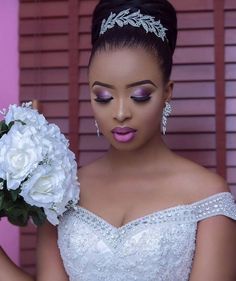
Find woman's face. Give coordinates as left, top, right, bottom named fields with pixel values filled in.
left=88, top=47, right=173, bottom=151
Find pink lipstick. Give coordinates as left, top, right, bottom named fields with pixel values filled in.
left=111, top=127, right=137, bottom=143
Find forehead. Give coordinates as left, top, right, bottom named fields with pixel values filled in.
left=88, top=47, right=163, bottom=86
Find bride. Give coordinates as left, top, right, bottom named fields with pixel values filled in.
left=1, top=0, right=236, bottom=280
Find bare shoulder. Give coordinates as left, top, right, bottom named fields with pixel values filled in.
left=184, top=156, right=236, bottom=280
left=169, top=153, right=230, bottom=204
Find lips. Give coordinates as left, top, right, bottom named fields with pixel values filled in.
left=111, top=127, right=137, bottom=134
left=111, top=127, right=137, bottom=143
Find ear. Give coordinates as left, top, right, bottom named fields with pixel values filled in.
left=164, top=80, right=174, bottom=102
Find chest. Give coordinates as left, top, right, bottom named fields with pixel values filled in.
left=79, top=176, right=182, bottom=228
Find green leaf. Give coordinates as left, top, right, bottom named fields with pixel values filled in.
left=10, top=188, right=21, bottom=202
left=0, top=209, right=6, bottom=219
left=6, top=207, right=27, bottom=226
left=0, top=120, right=8, bottom=137
left=0, top=178, right=5, bottom=189
left=0, top=191, right=4, bottom=210
left=7, top=121, right=15, bottom=129
left=0, top=120, right=5, bottom=129
left=14, top=120, right=26, bottom=126
left=30, top=207, right=46, bottom=226
left=0, top=185, right=47, bottom=227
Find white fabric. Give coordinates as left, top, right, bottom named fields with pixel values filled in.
left=57, top=192, right=236, bottom=281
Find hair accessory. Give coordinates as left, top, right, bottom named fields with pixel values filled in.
left=162, top=101, right=172, bottom=135
left=94, top=120, right=100, bottom=137
left=100, top=8, right=168, bottom=42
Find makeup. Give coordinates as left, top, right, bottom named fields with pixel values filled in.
left=93, top=89, right=113, bottom=103
left=111, top=127, right=137, bottom=143
left=130, top=87, right=152, bottom=102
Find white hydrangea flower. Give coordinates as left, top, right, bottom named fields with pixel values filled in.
left=4, top=103, right=47, bottom=129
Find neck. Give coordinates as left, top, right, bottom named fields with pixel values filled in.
left=106, top=134, right=173, bottom=174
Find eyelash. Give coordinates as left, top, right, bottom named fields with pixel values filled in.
left=131, top=96, right=151, bottom=102
left=94, top=97, right=113, bottom=103
left=94, top=96, right=151, bottom=104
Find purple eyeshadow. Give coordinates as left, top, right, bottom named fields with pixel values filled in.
left=132, top=88, right=151, bottom=97
left=96, top=91, right=112, bottom=99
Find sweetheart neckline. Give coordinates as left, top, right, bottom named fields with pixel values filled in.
left=77, top=204, right=183, bottom=230
left=76, top=191, right=231, bottom=230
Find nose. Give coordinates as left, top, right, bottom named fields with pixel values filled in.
left=113, top=98, right=132, bottom=122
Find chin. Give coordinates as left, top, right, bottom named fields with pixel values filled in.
left=105, top=131, right=156, bottom=152
left=111, top=144, right=137, bottom=152
left=109, top=139, right=147, bottom=152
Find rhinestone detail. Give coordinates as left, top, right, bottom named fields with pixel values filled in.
left=57, top=192, right=236, bottom=281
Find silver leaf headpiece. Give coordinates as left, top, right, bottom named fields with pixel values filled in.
left=100, top=9, right=168, bottom=42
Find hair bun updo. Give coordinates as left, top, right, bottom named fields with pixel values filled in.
left=91, top=0, right=177, bottom=56
left=89, top=0, right=178, bottom=83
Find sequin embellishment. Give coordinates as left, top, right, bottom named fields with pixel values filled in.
left=58, top=192, right=236, bottom=281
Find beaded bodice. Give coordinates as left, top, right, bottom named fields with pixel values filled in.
left=57, top=192, right=236, bottom=281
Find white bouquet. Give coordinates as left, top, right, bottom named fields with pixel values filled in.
left=0, top=102, right=80, bottom=226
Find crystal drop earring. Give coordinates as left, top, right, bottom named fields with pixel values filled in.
left=162, top=101, right=172, bottom=135
left=94, top=120, right=100, bottom=137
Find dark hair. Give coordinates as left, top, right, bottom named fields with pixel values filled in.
left=89, top=0, right=177, bottom=83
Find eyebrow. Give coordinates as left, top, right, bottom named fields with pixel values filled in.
left=92, top=81, right=115, bottom=89
left=127, top=80, right=157, bottom=88
left=92, top=80, right=157, bottom=89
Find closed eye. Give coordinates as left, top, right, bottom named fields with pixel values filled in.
left=94, top=97, right=113, bottom=103
left=131, top=96, right=151, bottom=102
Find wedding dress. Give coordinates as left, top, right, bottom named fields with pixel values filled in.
left=57, top=192, right=236, bottom=281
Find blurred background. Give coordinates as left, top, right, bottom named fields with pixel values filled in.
left=0, top=0, right=235, bottom=276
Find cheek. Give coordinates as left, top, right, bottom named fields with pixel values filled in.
left=92, top=103, right=110, bottom=117
left=134, top=101, right=163, bottom=125
left=91, top=102, right=112, bottom=129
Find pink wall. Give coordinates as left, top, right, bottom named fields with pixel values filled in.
left=0, top=0, right=20, bottom=265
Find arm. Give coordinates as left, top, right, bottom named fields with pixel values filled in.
left=0, top=246, right=34, bottom=281
left=36, top=222, right=69, bottom=281
left=189, top=215, right=236, bottom=281
left=0, top=221, right=69, bottom=281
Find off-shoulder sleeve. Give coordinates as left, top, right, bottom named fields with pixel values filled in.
left=191, top=192, right=236, bottom=222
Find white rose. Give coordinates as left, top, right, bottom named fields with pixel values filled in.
left=20, top=162, right=78, bottom=226
left=49, top=148, right=79, bottom=199
left=62, top=150, right=80, bottom=202
left=1, top=102, right=80, bottom=226
left=0, top=122, right=44, bottom=190
left=20, top=164, right=67, bottom=209
left=40, top=123, right=69, bottom=146
left=44, top=207, right=60, bottom=225
left=46, top=181, right=79, bottom=225
left=5, top=103, right=47, bottom=129
left=37, top=123, right=70, bottom=164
